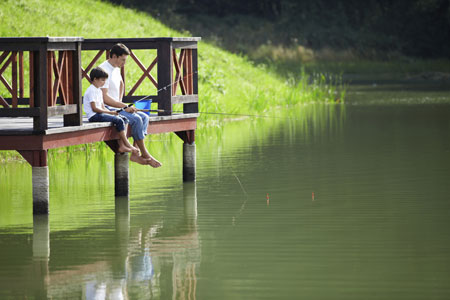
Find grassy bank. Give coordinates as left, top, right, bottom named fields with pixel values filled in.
left=1, top=0, right=343, bottom=116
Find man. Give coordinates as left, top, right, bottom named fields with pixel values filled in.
left=99, top=43, right=161, bottom=168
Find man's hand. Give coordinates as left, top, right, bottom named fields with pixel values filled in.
left=124, top=106, right=137, bottom=113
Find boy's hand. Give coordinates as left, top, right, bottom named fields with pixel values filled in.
left=111, top=111, right=118, bottom=116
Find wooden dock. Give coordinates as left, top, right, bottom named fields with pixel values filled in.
left=0, top=37, right=200, bottom=214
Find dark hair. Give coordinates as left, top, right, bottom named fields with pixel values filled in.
left=109, top=43, right=130, bottom=58
left=89, top=67, right=108, bottom=81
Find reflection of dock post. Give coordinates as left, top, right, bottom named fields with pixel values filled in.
left=115, top=196, right=130, bottom=240
left=114, top=196, right=130, bottom=278
left=32, top=215, right=50, bottom=299
left=183, top=181, right=197, bottom=229
left=33, top=215, right=50, bottom=259
left=115, top=153, right=129, bottom=197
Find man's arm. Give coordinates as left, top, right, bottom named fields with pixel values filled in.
left=101, top=88, right=126, bottom=108
left=102, top=87, right=137, bottom=113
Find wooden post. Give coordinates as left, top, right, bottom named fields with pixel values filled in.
left=183, top=142, right=196, bottom=182
left=32, top=166, right=49, bottom=214
left=114, top=152, right=129, bottom=196
left=33, top=45, right=48, bottom=132
left=176, top=130, right=196, bottom=181
left=18, top=150, right=49, bottom=214
left=157, top=40, right=173, bottom=116
left=64, top=42, right=82, bottom=126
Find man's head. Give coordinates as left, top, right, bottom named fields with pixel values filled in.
left=109, top=43, right=130, bottom=68
left=90, top=67, right=108, bottom=88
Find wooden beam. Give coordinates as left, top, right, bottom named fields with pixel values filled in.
left=0, top=95, right=10, bottom=108
left=0, top=107, right=40, bottom=117
left=81, top=49, right=104, bottom=84
left=148, top=118, right=196, bottom=134
left=0, top=135, right=44, bottom=150
left=42, top=127, right=119, bottom=149
left=172, top=95, right=198, bottom=105
left=47, top=104, right=77, bottom=117
left=127, top=52, right=158, bottom=95
left=17, top=150, right=47, bottom=167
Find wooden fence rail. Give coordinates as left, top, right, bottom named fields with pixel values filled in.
left=0, top=37, right=199, bottom=132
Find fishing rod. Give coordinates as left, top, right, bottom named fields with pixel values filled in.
left=123, top=71, right=278, bottom=119
left=136, top=108, right=279, bottom=119
left=117, top=72, right=197, bottom=112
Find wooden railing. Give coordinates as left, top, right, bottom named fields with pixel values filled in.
left=0, top=37, right=83, bottom=132
left=0, top=37, right=199, bottom=132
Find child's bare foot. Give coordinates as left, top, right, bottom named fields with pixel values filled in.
left=130, top=153, right=148, bottom=165
left=118, top=145, right=133, bottom=153
left=129, top=146, right=140, bottom=155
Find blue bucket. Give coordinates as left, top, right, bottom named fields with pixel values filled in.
left=134, top=99, right=152, bottom=115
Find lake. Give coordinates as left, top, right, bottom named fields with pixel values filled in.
left=1, top=80, right=450, bottom=299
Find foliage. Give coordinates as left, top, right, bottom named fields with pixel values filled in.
left=108, top=0, right=450, bottom=59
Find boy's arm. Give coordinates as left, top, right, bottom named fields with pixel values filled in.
left=90, top=102, right=117, bottom=115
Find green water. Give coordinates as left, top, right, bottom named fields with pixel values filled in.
left=1, top=81, right=450, bottom=299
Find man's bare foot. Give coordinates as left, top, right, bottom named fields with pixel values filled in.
left=117, top=145, right=133, bottom=153
left=130, top=153, right=148, bottom=165
left=144, top=156, right=162, bottom=168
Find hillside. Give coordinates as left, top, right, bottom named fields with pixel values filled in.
left=0, top=0, right=341, bottom=126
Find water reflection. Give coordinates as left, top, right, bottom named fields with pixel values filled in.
left=84, top=182, right=199, bottom=299
left=1, top=183, right=200, bottom=299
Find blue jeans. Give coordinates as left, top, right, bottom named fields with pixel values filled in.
left=88, top=113, right=128, bottom=132
left=119, top=110, right=149, bottom=141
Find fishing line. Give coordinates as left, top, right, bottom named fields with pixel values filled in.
left=132, top=71, right=199, bottom=104
left=230, top=167, right=249, bottom=226
left=231, top=168, right=248, bottom=197
left=128, top=71, right=278, bottom=119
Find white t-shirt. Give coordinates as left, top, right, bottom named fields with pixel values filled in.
left=99, top=60, right=122, bottom=101
left=83, top=84, right=104, bottom=119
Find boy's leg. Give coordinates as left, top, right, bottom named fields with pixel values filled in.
left=89, top=114, right=133, bottom=154
left=108, top=115, right=139, bottom=154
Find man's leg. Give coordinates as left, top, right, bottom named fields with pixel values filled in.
left=134, top=139, right=161, bottom=168
left=120, top=111, right=161, bottom=167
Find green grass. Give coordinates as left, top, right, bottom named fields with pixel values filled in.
left=0, top=0, right=344, bottom=161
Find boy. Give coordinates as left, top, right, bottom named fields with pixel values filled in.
left=84, top=67, right=139, bottom=154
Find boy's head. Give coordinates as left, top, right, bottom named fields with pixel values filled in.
left=90, top=67, right=108, bottom=87
left=109, top=43, right=130, bottom=68
left=90, top=67, right=108, bottom=81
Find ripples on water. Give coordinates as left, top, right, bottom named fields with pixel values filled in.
left=1, top=82, right=450, bottom=299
